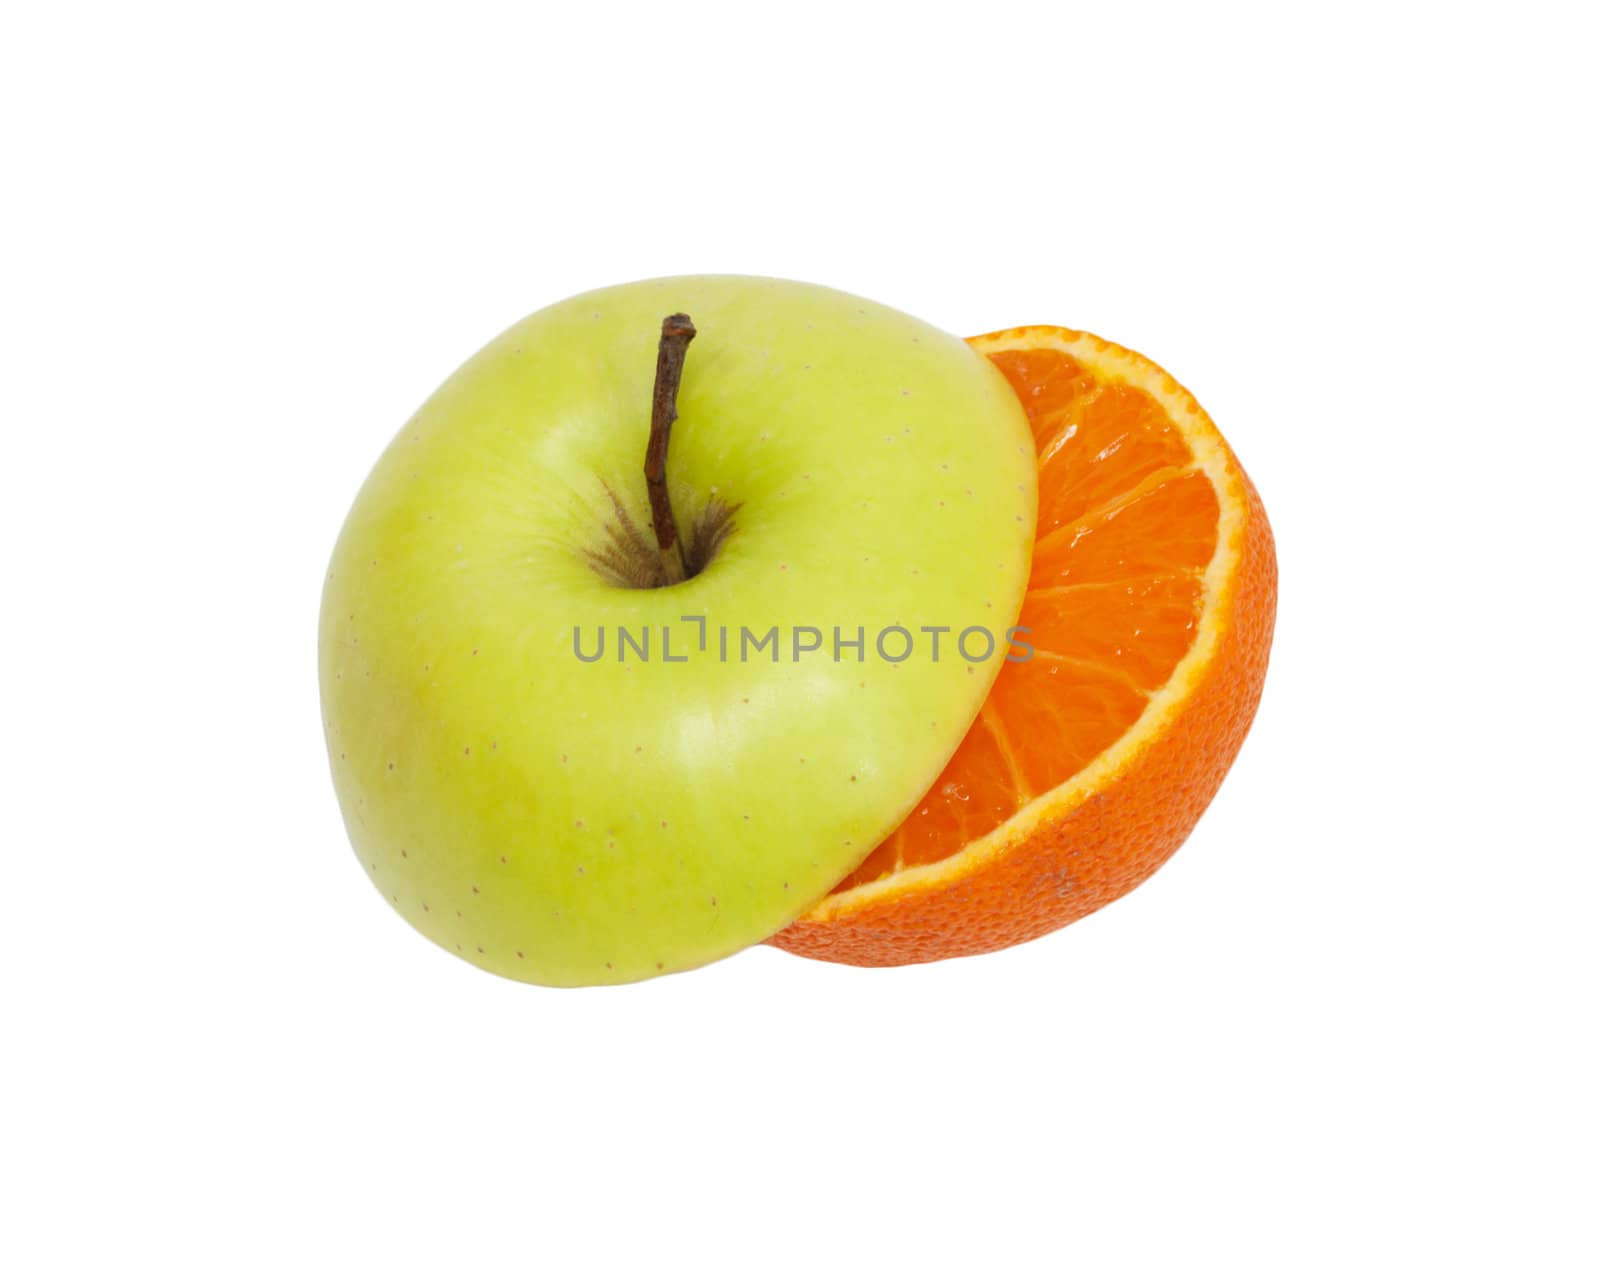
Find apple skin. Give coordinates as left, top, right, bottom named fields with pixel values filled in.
left=319, top=276, right=1036, bottom=985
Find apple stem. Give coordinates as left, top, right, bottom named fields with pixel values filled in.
left=644, top=313, right=696, bottom=585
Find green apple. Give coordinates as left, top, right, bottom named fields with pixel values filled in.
left=319, top=276, right=1036, bottom=985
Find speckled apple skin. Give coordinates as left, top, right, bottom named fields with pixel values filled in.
left=319, top=276, right=1036, bottom=985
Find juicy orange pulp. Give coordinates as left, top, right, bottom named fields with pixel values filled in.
left=835, top=345, right=1221, bottom=891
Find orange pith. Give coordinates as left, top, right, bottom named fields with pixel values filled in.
left=770, top=326, right=1277, bottom=966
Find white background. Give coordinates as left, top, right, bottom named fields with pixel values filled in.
left=3, top=3, right=1595, bottom=1274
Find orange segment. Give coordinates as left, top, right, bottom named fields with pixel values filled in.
left=772, top=326, right=1276, bottom=965
left=843, top=708, right=1031, bottom=889
left=1032, top=468, right=1220, bottom=585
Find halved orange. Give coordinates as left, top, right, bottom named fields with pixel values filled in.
left=771, top=326, right=1277, bottom=965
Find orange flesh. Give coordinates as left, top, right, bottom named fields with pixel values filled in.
left=834, top=348, right=1220, bottom=891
